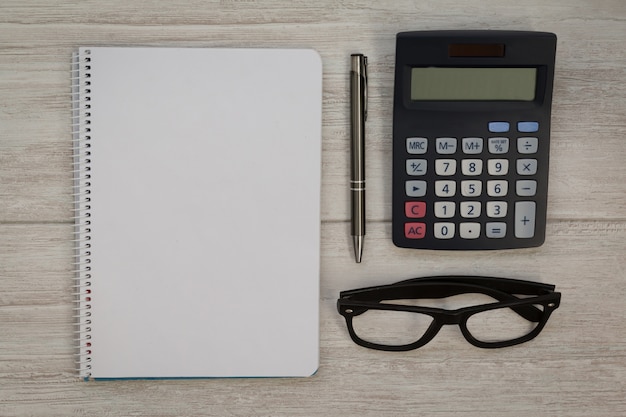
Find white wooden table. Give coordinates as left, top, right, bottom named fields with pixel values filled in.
left=1, top=1, right=625, bottom=415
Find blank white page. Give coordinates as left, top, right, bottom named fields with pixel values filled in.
left=79, top=47, right=322, bottom=378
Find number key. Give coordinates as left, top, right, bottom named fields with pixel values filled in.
left=486, top=201, right=508, bottom=218
left=435, top=159, right=457, bottom=176
left=461, top=159, right=483, bottom=176
left=434, top=201, right=455, bottom=218
left=487, top=180, right=508, bottom=197
left=488, top=159, right=509, bottom=175
left=434, top=223, right=455, bottom=239
left=435, top=180, right=456, bottom=197
left=461, top=180, right=482, bottom=197
left=460, top=202, right=481, bottom=218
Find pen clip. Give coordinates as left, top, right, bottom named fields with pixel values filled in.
left=362, top=56, right=368, bottom=121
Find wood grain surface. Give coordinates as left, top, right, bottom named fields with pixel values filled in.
left=1, top=0, right=625, bottom=416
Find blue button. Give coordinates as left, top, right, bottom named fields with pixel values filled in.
left=489, top=122, right=510, bottom=133
left=518, top=121, right=539, bottom=132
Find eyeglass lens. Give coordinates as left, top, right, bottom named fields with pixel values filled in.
left=351, top=309, right=434, bottom=347
left=465, top=303, right=543, bottom=344
left=349, top=301, right=544, bottom=348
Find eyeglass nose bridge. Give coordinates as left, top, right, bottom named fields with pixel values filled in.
left=437, top=310, right=465, bottom=326
left=414, top=311, right=465, bottom=348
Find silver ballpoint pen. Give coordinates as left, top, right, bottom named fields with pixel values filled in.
left=350, top=54, right=367, bottom=263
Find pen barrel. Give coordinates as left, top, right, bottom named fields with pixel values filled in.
left=350, top=54, right=366, bottom=237
left=351, top=185, right=365, bottom=236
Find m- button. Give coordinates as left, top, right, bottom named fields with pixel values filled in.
left=436, top=137, right=457, bottom=154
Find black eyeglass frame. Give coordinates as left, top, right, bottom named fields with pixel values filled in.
left=337, top=276, right=561, bottom=351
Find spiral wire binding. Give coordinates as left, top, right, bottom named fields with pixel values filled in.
left=71, top=49, right=93, bottom=379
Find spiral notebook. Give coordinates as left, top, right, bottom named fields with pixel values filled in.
left=71, top=47, right=322, bottom=379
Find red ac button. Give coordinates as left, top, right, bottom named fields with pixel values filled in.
left=405, top=222, right=426, bottom=239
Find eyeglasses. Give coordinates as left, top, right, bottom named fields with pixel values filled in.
left=337, top=276, right=561, bottom=351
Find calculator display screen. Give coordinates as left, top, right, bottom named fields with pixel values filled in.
left=410, top=67, right=537, bottom=101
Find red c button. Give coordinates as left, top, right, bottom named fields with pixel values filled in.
left=405, top=201, right=426, bottom=218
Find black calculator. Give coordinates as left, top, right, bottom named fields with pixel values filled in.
left=392, top=31, right=557, bottom=250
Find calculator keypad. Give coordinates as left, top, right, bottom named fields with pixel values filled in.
left=400, top=121, right=542, bottom=247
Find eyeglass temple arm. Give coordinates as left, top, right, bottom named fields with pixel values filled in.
left=340, top=276, right=555, bottom=299
left=340, top=281, right=550, bottom=322
left=392, top=276, right=556, bottom=294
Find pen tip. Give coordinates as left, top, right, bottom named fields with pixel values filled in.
left=353, top=235, right=364, bottom=263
